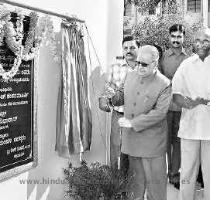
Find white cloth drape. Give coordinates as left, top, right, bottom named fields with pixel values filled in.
left=55, top=21, right=92, bottom=157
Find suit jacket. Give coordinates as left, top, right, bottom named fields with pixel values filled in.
left=112, top=70, right=171, bottom=157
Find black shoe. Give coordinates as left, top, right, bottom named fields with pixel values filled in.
left=173, top=182, right=180, bottom=190
left=169, top=173, right=180, bottom=190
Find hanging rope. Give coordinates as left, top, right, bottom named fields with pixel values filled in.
left=85, top=25, right=102, bottom=68
left=84, top=24, right=109, bottom=155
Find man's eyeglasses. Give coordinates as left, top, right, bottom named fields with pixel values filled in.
left=136, top=61, right=151, bottom=68
left=195, top=39, right=210, bottom=46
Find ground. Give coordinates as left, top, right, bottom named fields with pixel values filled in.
left=167, top=183, right=204, bottom=200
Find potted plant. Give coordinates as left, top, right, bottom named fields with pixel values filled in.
left=63, top=161, right=128, bottom=200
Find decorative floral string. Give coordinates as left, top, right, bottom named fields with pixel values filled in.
left=5, top=12, right=24, bottom=56
left=0, top=6, right=60, bottom=81
left=22, top=12, right=39, bottom=61
left=0, top=8, right=41, bottom=81
left=0, top=51, right=22, bottom=81
left=5, top=11, right=39, bottom=61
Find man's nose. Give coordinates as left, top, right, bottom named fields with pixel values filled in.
left=196, top=42, right=202, bottom=48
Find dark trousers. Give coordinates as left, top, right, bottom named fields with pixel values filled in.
left=127, top=155, right=167, bottom=200
left=167, top=111, right=181, bottom=176
left=110, top=110, right=129, bottom=174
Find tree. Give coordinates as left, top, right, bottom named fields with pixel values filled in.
left=125, top=0, right=162, bottom=13
left=131, top=1, right=203, bottom=53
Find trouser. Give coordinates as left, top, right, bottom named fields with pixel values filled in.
left=167, top=111, right=181, bottom=175
left=110, top=110, right=129, bottom=174
left=180, top=139, right=210, bottom=200
left=127, top=155, right=167, bottom=200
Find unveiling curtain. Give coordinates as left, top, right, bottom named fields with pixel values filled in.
left=55, top=21, right=92, bottom=157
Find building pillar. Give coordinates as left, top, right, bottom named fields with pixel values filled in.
left=202, top=0, right=208, bottom=27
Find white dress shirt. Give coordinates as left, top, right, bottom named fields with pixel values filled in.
left=172, top=54, right=210, bottom=140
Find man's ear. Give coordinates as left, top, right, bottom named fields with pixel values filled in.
left=154, top=60, right=158, bottom=67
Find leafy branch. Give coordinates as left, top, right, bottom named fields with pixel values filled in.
left=132, top=1, right=203, bottom=53
left=64, top=161, right=129, bottom=200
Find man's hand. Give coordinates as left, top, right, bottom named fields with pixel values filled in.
left=184, top=97, right=209, bottom=109
left=105, top=85, right=116, bottom=98
left=184, top=97, right=198, bottom=109
left=118, top=117, right=132, bottom=128
left=196, top=97, right=210, bottom=105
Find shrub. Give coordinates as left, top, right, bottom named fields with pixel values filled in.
left=64, top=161, right=128, bottom=200
left=132, top=1, right=203, bottom=53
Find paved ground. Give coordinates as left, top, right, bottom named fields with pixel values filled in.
left=167, top=183, right=204, bottom=200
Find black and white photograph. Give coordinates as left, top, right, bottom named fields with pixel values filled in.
left=0, top=0, right=209, bottom=200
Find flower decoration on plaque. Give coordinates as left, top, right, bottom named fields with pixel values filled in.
left=0, top=6, right=47, bottom=81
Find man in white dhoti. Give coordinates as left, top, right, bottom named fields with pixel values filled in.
left=172, top=28, right=210, bottom=200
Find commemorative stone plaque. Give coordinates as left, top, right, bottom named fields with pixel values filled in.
left=0, top=12, right=38, bottom=181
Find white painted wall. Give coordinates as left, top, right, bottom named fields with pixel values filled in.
left=209, top=12, right=210, bottom=27
left=0, top=0, right=124, bottom=200
left=107, top=0, right=124, bottom=65
left=202, top=0, right=209, bottom=27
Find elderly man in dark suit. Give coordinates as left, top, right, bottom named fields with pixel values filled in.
left=111, top=45, right=172, bottom=200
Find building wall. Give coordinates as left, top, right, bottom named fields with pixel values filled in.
left=184, top=0, right=209, bottom=27
left=208, top=0, right=210, bottom=27
left=209, top=12, right=210, bottom=27
left=0, top=0, right=124, bottom=200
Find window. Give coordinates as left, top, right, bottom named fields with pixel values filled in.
left=149, top=7, right=156, bottom=15
left=187, top=0, right=201, bottom=13
left=124, top=3, right=132, bottom=16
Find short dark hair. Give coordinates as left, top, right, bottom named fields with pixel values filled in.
left=122, top=35, right=140, bottom=47
left=169, top=24, right=185, bottom=35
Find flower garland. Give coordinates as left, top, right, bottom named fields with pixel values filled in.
left=0, top=7, right=10, bottom=44
left=0, top=9, right=41, bottom=81
left=22, top=12, right=39, bottom=61
left=5, top=11, right=39, bottom=61
left=0, top=7, right=58, bottom=81
left=0, top=52, right=22, bottom=81
left=5, top=12, right=24, bottom=56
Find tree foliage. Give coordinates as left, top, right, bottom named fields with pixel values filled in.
left=131, top=1, right=203, bottom=53
left=125, top=0, right=162, bottom=13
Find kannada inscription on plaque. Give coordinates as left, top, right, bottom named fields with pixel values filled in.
left=0, top=13, right=37, bottom=181
left=0, top=54, right=34, bottom=173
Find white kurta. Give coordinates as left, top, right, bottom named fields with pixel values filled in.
left=172, top=54, right=210, bottom=140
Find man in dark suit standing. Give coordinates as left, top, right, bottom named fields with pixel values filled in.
left=112, top=45, right=171, bottom=200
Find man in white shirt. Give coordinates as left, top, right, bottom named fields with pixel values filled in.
left=160, top=24, right=188, bottom=189
left=172, top=28, right=210, bottom=200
